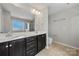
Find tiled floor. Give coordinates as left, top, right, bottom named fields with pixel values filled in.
left=36, top=43, right=79, bottom=56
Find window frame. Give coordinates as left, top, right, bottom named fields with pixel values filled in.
left=11, top=17, right=30, bottom=32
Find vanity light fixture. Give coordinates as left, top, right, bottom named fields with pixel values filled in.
left=31, top=9, right=36, bottom=14
left=36, top=10, right=41, bottom=15
left=32, top=8, right=41, bottom=15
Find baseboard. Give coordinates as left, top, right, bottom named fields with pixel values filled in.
left=54, top=41, right=79, bottom=50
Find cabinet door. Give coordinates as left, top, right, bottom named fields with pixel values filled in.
left=37, top=35, right=42, bottom=52
left=41, top=34, right=46, bottom=49
left=37, top=34, right=46, bottom=52
left=9, top=39, right=25, bottom=56
left=0, top=42, right=9, bottom=56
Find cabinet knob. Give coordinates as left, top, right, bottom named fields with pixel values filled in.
left=5, top=45, right=8, bottom=48
left=9, top=44, right=12, bottom=47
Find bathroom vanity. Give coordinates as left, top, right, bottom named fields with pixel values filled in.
left=0, top=4, right=48, bottom=56
left=0, top=32, right=46, bottom=56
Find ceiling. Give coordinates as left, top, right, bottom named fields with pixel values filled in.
left=44, top=3, right=79, bottom=15
left=2, top=3, right=79, bottom=16
left=28, top=3, right=79, bottom=16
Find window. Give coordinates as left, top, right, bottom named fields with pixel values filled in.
left=12, top=18, right=29, bottom=31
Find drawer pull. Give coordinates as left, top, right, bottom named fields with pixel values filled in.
left=9, top=44, right=12, bottom=47
left=5, top=45, right=8, bottom=48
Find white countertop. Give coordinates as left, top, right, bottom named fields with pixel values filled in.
left=0, top=31, right=46, bottom=43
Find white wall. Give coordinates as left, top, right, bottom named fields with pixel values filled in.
left=0, top=6, right=2, bottom=33
left=0, top=7, right=11, bottom=33
left=2, top=9, right=11, bottom=33
left=35, top=7, right=48, bottom=48
left=49, top=7, right=79, bottom=48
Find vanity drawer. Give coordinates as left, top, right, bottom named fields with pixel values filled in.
left=26, top=44, right=36, bottom=51
left=26, top=48, right=37, bottom=56
left=26, top=40, right=37, bottom=51
left=26, top=36, right=36, bottom=43
left=27, top=40, right=36, bottom=46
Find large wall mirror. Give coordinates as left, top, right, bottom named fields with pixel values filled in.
left=0, top=4, right=35, bottom=33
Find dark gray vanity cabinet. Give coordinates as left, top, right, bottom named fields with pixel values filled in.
left=0, top=34, right=46, bottom=56
left=9, top=38, right=25, bottom=56
left=37, top=34, right=46, bottom=52
left=0, top=42, right=9, bottom=56
left=25, top=36, right=37, bottom=56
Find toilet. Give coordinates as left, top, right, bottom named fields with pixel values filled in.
left=48, top=37, right=53, bottom=46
